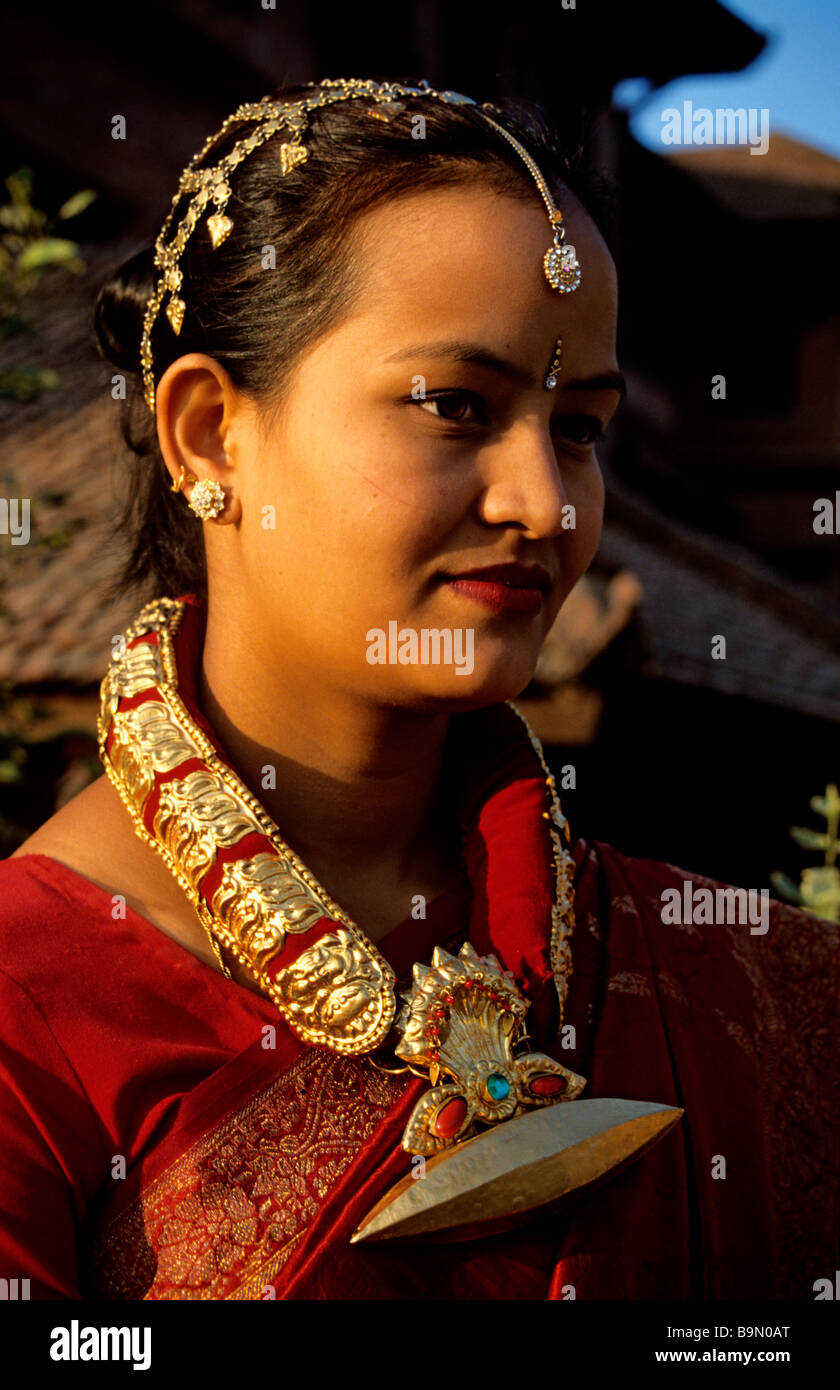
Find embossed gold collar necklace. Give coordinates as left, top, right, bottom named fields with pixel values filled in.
left=98, top=596, right=686, bottom=1239
left=97, top=595, right=577, bottom=1062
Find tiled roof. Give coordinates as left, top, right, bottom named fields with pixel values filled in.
left=0, top=241, right=146, bottom=684
left=1, top=397, right=138, bottom=683
left=599, top=471, right=840, bottom=724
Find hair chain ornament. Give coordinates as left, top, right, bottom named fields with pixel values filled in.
left=140, top=77, right=581, bottom=415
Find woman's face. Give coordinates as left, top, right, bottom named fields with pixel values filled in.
left=203, top=183, right=621, bottom=710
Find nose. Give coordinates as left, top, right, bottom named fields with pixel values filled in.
left=476, top=423, right=572, bottom=539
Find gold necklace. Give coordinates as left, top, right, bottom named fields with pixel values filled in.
left=99, top=597, right=686, bottom=1241
left=97, top=596, right=577, bottom=1062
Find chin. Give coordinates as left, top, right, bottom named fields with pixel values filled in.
left=400, top=660, right=539, bottom=712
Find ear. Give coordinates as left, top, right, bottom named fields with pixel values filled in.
left=153, top=353, right=243, bottom=524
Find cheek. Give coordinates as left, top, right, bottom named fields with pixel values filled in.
left=564, top=457, right=605, bottom=559
left=304, top=455, right=460, bottom=569
left=238, top=448, right=453, bottom=609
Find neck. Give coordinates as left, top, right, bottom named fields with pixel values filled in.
left=198, top=607, right=460, bottom=899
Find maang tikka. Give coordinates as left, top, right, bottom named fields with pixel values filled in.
left=140, top=77, right=582, bottom=415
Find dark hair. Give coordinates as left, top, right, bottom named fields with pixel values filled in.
left=94, top=79, right=615, bottom=601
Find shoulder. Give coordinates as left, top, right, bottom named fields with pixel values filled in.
left=0, top=859, right=117, bottom=1046
left=0, top=790, right=118, bottom=1151
left=4, top=771, right=193, bottom=949
left=1, top=776, right=124, bottom=965
left=8, top=772, right=123, bottom=883
left=0, top=771, right=194, bottom=1020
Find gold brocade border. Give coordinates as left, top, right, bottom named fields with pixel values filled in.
left=83, top=1049, right=413, bottom=1300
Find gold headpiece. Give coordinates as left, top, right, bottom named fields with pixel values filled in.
left=140, top=77, right=581, bottom=415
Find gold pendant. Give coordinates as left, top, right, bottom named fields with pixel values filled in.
left=544, top=238, right=581, bottom=294
left=206, top=212, right=233, bottom=249
left=352, top=1096, right=683, bottom=1243
left=279, top=141, right=308, bottom=175
left=165, top=295, right=185, bottom=334
left=395, top=942, right=586, bottom=1155
left=351, top=941, right=682, bottom=1243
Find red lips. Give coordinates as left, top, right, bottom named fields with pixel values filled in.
left=441, top=563, right=552, bottom=615
left=445, top=563, right=552, bottom=591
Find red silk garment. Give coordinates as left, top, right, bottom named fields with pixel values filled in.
left=0, top=702, right=836, bottom=1299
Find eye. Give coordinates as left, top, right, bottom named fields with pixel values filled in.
left=415, top=390, right=485, bottom=424
left=553, top=414, right=608, bottom=446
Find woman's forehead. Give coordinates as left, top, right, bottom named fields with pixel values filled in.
left=334, top=188, right=617, bottom=364
left=353, top=182, right=594, bottom=263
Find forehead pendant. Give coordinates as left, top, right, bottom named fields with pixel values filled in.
left=471, top=101, right=582, bottom=298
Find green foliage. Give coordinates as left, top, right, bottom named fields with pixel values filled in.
left=771, top=783, right=840, bottom=923
left=0, top=683, right=35, bottom=787
left=0, top=166, right=98, bottom=401
left=0, top=365, right=60, bottom=401
left=0, top=684, right=101, bottom=851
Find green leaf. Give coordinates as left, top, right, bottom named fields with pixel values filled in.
left=799, top=866, right=840, bottom=922
left=0, top=204, right=30, bottom=232
left=57, top=189, right=97, bottom=221
left=16, top=237, right=80, bottom=272
left=769, top=870, right=802, bottom=904
left=810, top=785, right=840, bottom=818
left=5, top=169, right=33, bottom=206
left=789, top=826, right=832, bottom=852
left=0, top=366, right=61, bottom=401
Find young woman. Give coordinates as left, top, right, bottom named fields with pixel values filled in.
left=0, top=78, right=835, bottom=1301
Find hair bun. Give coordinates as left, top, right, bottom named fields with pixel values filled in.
left=94, top=244, right=156, bottom=374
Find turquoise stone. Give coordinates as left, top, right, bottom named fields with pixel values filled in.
left=486, top=1072, right=510, bottom=1100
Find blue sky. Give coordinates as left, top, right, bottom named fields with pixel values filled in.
left=612, top=0, right=840, bottom=159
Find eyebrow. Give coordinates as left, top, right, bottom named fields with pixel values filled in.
left=383, top=339, right=627, bottom=402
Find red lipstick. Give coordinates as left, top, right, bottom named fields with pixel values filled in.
left=442, top=563, right=551, bottom=615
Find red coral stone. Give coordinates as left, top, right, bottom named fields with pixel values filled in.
left=433, top=1096, right=468, bottom=1138
left=529, top=1074, right=567, bottom=1097
left=462, top=979, right=474, bottom=990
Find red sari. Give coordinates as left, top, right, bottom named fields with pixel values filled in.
left=0, top=701, right=836, bottom=1300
